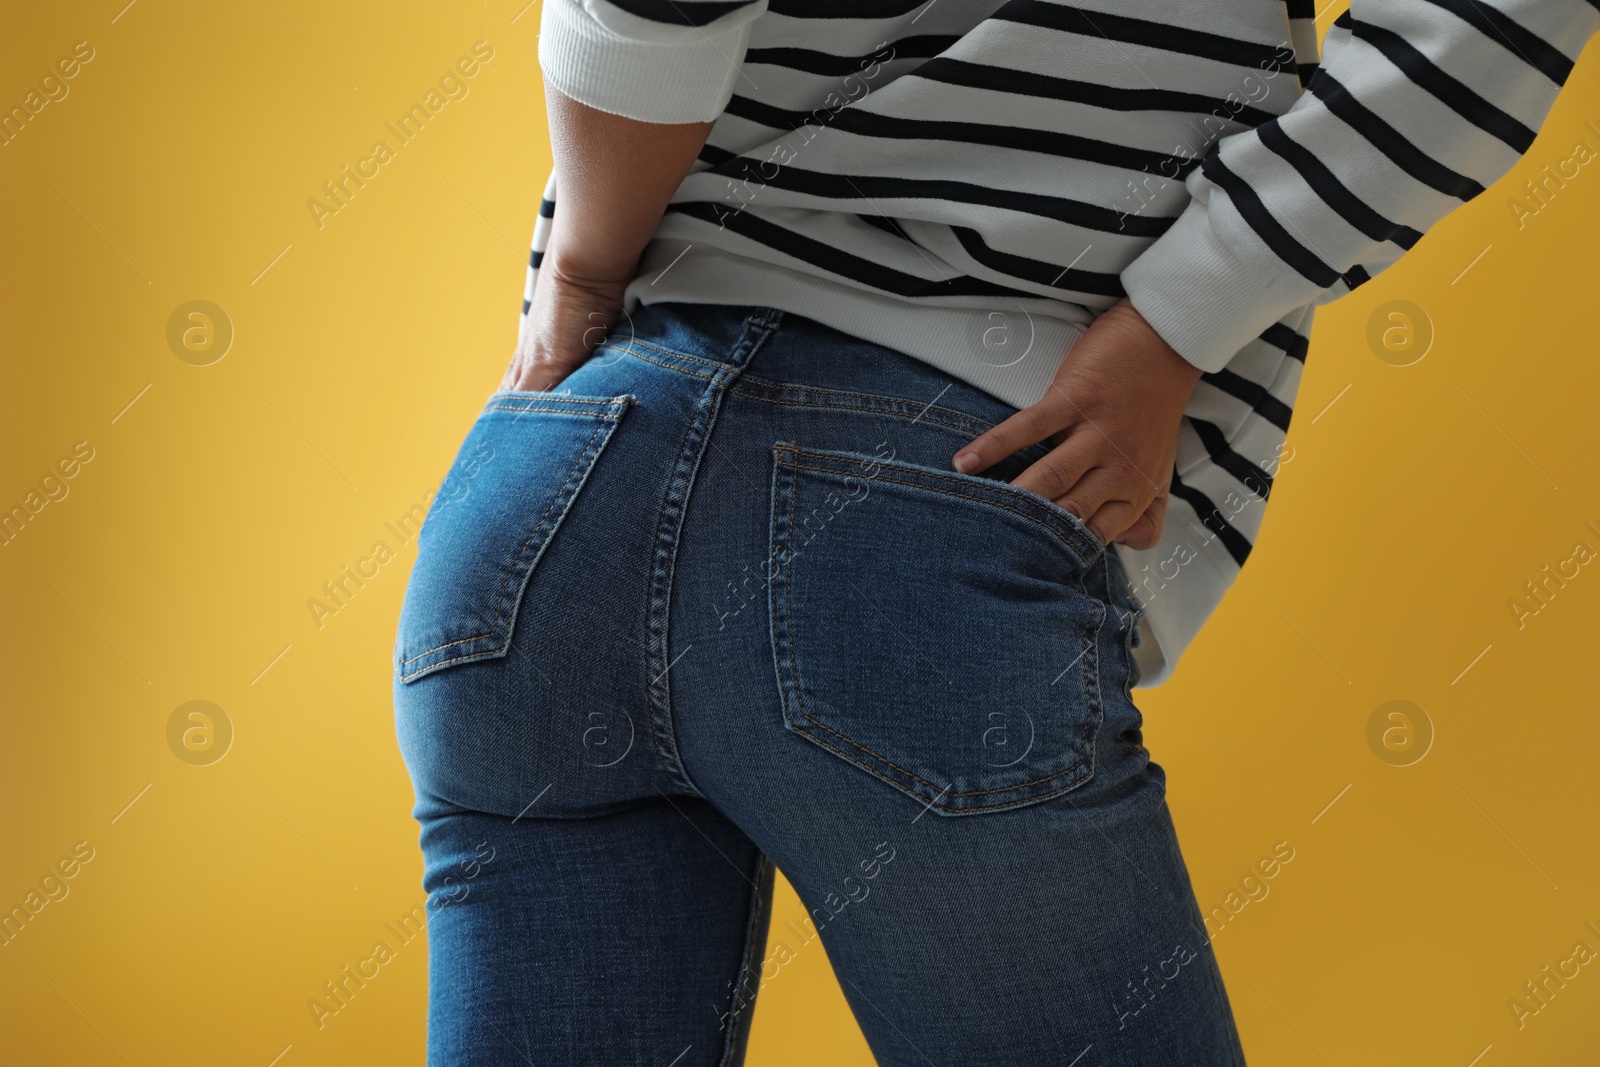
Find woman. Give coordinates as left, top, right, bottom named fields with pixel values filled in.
left=393, top=0, right=1597, bottom=1062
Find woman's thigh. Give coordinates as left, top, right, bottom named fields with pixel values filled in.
left=665, top=307, right=1246, bottom=1065
left=419, top=801, right=774, bottom=1067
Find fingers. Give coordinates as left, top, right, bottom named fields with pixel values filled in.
left=1082, top=501, right=1141, bottom=549
left=1109, top=488, right=1169, bottom=551
left=498, top=349, right=525, bottom=392
left=1008, top=432, right=1097, bottom=502
left=1047, top=465, right=1133, bottom=547
left=965, top=423, right=1157, bottom=548
left=503, top=351, right=586, bottom=393
left=1114, top=511, right=1160, bottom=551
left=500, top=340, right=578, bottom=393
left=952, top=400, right=1073, bottom=475
left=503, top=363, right=563, bottom=393
left=501, top=298, right=615, bottom=393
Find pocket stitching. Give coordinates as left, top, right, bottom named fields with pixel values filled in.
left=786, top=718, right=1102, bottom=814
left=610, top=336, right=727, bottom=371
left=729, top=377, right=1064, bottom=468
left=730, top=376, right=1000, bottom=437
left=778, top=444, right=1104, bottom=564
left=728, top=386, right=996, bottom=445
left=484, top=401, right=628, bottom=413
left=397, top=399, right=629, bottom=680
left=397, top=415, right=608, bottom=667
left=609, top=344, right=718, bottom=381
left=771, top=446, right=1103, bottom=811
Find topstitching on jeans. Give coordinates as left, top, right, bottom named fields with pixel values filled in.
left=787, top=460, right=1102, bottom=569
left=774, top=444, right=1103, bottom=567
left=605, top=341, right=719, bottom=380
left=772, top=450, right=1105, bottom=809
left=484, top=396, right=629, bottom=411
left=730, top=374, right=1024, bottom=439
left=604, top=306, right=787, bottom=377
left=397, top=414, right=615, bottom=674
left=641, top=309, right=784, bottom=795
left=613, top=320, right=1060, bottom=471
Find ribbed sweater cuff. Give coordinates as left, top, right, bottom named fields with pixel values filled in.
left=538, top=0, right=753, bottom=123
left=1120, top=192, right=1312, bottom=375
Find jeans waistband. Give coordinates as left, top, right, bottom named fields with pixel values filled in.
left=612, top=301, right=784, bottom=374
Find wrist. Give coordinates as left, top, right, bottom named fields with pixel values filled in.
left=541, top=235, right=640, bottom=295
left=1106, top=297, right=1206, bottom=390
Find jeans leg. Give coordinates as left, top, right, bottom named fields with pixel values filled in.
left=676, top=681, right=1244, bottom=1066
left=763, top=775, right=1244, bottom=1067
left=419, top=799, right=774, bottom=1067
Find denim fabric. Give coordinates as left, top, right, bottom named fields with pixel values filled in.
left=392, top=302, right=1246, bottom=1066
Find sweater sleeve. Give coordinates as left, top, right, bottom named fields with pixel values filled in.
left=1120, top=0, right=1600, bottom=374
left=538, top=0, right=770, bottom=123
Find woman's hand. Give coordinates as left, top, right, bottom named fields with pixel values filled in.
left=950, top=298, right=1203, bottom=551
left=499, top=254, right=633, bottom=394
left=498, top=81, right=716, bottom=393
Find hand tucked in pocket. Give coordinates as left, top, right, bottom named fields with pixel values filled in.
left=499, top=82, right=717, bottom=394
left=950, top=297, right=1204, bottom=551
left=500, top=253, right=632, bottom=394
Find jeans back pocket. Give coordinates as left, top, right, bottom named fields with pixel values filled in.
left=395, top=391, right=635, bottom=684
left=768, top=442, right=1108, bottom=815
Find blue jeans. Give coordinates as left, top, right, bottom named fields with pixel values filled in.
left=392, top=302, right=1246, bottom=1066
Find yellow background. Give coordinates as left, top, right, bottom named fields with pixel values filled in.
left=3, top=2, right=1598, bottom=1063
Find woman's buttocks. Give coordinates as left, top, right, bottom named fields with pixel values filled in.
left=663, top=300, right=1136, bottom=818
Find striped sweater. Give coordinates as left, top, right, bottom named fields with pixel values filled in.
left=521, top=0, right=1599, bottom=687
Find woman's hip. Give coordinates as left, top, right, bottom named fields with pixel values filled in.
left=392, top=299, right=1145, bottom=821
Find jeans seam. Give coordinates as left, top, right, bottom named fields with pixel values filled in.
left=612, top=344, right=719, bottom=381
left=733, top=372, right=999, bottom=422
left=1083, top=559, right=1109, bottom=764
left=615, top=336, right=730, bottom=371
left=716, top=851, right=773, bottom=1067
left=728, top=376, right=1057, bottom=464
left=484, top=397, right=630, bottom=411
left=642, top=399, right=706, bottom=787
left=727, top=385, right=998, bottom=441
left=644, top=310, right=784, bottom=794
